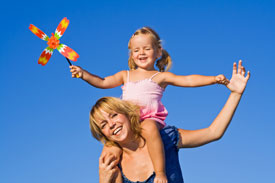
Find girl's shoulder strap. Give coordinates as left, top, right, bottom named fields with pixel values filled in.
left=149, top=72, right=160, bottom=80
left=126, top=70, right=130, bottom=82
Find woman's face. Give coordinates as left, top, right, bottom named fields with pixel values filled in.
left=97, top=110, right=132, bottom=143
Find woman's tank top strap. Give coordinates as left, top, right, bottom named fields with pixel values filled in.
left=149, top=72, right=160, bottom=80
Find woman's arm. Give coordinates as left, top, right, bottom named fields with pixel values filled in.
left=70, top=65, right=126, bottom=89
left=178, top=60, right=250, bottom=148
left=161, top=72, right=229, bottom=88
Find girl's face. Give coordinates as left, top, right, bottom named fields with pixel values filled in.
left=130, top=34, right=162, bottom=70
left=97, top=110, right=132, bottom=143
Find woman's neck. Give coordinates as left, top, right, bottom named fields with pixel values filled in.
left=120, top=137, right=145, bottom=155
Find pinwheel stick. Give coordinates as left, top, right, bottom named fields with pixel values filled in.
left=66, top=57, right=73, bottom=66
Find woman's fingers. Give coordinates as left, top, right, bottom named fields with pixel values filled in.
left=241, top=66, right=246, bottom=76
left=232, top=62, right=237, bottom=75
left=106, top=154, right=117, bottom=166
left=99, top=153, right=117, bottom=170
left=108, top=157, right=117, bottom=169
left=237, top=60, right=242, bottom=74
left=245, top=71, right=251, bottom=81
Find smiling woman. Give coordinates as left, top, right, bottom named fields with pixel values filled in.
left=90, top=97, right=184, bottom=183
left=89, top=61, right=250, bottom=183
left=90, top=97, right=142, bottom=146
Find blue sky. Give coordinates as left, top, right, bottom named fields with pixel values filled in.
left=0, top=0, right=274, bottom=182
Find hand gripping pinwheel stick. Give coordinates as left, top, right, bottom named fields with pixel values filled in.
left=29, top=17, right=80, bottom=77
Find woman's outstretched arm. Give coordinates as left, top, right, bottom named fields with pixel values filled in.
left=178, top=60, right=250, bottom=148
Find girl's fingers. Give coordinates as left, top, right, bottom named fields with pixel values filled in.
left=225, top=79, right=230, bottom=85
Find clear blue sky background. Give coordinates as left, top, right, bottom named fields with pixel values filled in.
left=1, top=0, right=274, bottom=182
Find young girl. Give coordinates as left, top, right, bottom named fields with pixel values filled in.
left=70, top=27, right=229, bottom=183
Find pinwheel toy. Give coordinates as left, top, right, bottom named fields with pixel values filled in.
left=29, top=17, right=79, bottom=67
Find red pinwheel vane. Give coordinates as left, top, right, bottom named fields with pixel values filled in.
left=29, top=17, right=79, bottom=66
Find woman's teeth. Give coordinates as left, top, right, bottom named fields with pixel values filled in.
left=113, top=127, right=122, bottom=135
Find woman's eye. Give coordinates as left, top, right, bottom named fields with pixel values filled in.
left=101, top=123, right=106, bottom=129
left=112, top=113, right=118, bottom=118
left=100, top=121, right=107, bottom=129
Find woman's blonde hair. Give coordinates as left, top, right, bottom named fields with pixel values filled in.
left=128, top=27, right=172, bottom=72
left=90, top=97, right=142, bottom=146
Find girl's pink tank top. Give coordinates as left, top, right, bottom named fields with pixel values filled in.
left=121, top=71, right=168, bottom=127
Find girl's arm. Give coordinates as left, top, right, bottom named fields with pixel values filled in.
left=177, top=60, right=250, bottom=148
left=161, top=72, right=229, bottom=87
left=70, top=65, right=126, bottom=89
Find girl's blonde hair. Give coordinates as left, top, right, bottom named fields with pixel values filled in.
left=90, top=97, right=142, bottom=146
left=128, top=27, right=172, bottom=72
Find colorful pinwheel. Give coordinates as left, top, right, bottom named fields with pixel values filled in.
left=29, top=17, right=79, bottom=66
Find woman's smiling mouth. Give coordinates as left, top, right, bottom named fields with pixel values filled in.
left=113, top=127, right=122, bottom=135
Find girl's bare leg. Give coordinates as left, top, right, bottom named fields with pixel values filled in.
left=141, top=119, right=167, bottom=183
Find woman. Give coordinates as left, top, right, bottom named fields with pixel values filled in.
left=90, top=61, right=250, bottom=183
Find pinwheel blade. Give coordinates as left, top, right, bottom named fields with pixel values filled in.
left=54, top=17, right=70, bottom=40
left=57, top=44, right=79, bottom=61
left=29, top=24, right=49, bottom=41
left=38, top=47, right=54, bottom=66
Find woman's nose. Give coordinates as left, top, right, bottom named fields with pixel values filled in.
left=108, top=120, right=116, bottom=129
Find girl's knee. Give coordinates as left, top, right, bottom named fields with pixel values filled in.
left=141, top=119, right=161, bottom=136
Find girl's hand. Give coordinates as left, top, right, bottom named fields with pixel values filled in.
left=69, top=65, right=83, bottom=78
left=154, top=171, right=168, bottom=183
left=215, top=74, right=229, bottom=85
left=226, top=60, right=250, bottom=94
left=99, top=153, right=120, bottom=183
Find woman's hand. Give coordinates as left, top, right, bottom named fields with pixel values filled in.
left=99, top=153, right=120, bottom=183
left=226, top=60, right=250, bottom=94
left=177, top=60, right=250, bottom=148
